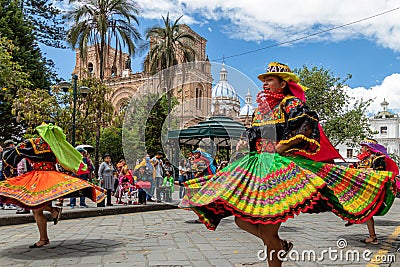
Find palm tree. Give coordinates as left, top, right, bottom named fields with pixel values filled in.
left=66, top=0, right=141, bottom=81
left=66, top=0, right=140, bottom=179
left=144, top=14, right=197, bottom=129
left=145, top=14, right=196, bottom=74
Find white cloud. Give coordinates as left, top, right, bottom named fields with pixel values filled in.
left=135, top=0, right=400, bottom=51
left=345, top=73, right=400, bottom=115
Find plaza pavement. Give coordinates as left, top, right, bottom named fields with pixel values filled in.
left=1, top=193, right=400, bottom=266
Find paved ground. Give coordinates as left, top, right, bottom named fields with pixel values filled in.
left=1, top=195, right=400, bottom=266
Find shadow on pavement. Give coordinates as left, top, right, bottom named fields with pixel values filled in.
left=0, top=238, right=124, bottom=260
left=375, top=219, right=400, bottom=227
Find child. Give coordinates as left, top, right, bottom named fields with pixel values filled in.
left=161, top=171, right=174, bottom=202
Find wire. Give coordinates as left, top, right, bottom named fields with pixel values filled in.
left=212, top=6, right=400, bottom=61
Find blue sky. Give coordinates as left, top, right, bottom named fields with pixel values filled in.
left=44, top=0, right=400, bottom=114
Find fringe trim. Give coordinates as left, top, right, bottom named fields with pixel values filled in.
left=279, top=134, right=321, bottom=155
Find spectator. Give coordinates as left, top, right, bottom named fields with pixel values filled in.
left=151, top=151, right=164, bottom=202
left=15, top=158, right=32, bottom=214
left=115, top=159, right=126, bottom=193
left=69, top=148, right=91, bottom=208
left=161, top=171, right=174, bottom=202
left=145, top=154, right=155, bottom=202
left=164, top=160, right=175, bottom=178
left=98, top=154, right=115, bottom=206
left=134, top=166, right=151, bottom=205
left=1, top=140, right=18, bottom=210
left=178, top=159, right=189, bottom=199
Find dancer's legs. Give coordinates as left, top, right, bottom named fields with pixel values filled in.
left=32, top=207, right=49, bottom=245
left=234, top=217, right=260, bottom=238
left=258, top=223, right=283, bottom=267
left=366, top=218, right=376, bottom=236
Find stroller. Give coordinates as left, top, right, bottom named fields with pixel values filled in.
left=116, top=173, right=138, bottom=205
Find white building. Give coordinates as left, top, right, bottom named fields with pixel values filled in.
left=336, top=99, right=400, bottom=161
left=211, top=63, right=240, bottom=118
left=238, top=89, right=256, bottom=126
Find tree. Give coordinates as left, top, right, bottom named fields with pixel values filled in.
left=66, top=0, right=141, bottom=81
left=0, top=36, right=30, bottom=142
left=99, top=126, right=123, bottom=163
left=144, top=14, right=196, bottom=128
left=144, top=14, right=196, bottom=74
left=0, top=0, right=55, bottom=90
left=296, top=65, right=373, bottom=147
left=12, top=76, right=114, bottom=152
left=123, top=93, right=178, bottom=166
left=20, top=0, right=66, bottom=49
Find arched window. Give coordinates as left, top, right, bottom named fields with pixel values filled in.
left=119, top=101, right=128, bottom=113
left=88, top=62, right=94, bottom=75
left=195, top=88, right=202, bottom=109
left=111, top=65, right=117, bottom=78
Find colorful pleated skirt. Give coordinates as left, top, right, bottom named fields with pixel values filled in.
left=180, top=152, right=395, bottom=230
left=0, top=170, right=106, bottom=209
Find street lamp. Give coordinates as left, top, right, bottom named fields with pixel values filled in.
left=58, top=74, right=90, bottom=147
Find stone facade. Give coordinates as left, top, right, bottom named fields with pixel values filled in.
left=72, top=25, right=212, bottom=128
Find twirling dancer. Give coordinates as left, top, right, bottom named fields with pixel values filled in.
left=0, top=123, right=106, bottom=248
left=345, top=138, right=398, bottom=245
left=180, top=62, right=396, bottom=267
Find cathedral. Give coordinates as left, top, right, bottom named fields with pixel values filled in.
left=72, top=25, right=254, bottom=128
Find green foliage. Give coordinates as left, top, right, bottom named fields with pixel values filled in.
left=12, top=76, right=114, bottom=145
left=123, top=93, right=178, bottom=164
left=389, top=153, right=400, bottom=167
left=295, top=65, right=373, bottom=147
left=21, top=0, right=66, bottom=49
left=0, top=36, right=30, bottom=142
left=0, top=0, right=55, bottom=89
left=144, top=14, right=196, bottom=74
left=99, top=126, right=123, bottom=163
left=66, top=0, right=141, bottom=81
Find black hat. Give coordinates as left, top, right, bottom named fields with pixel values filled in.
left=102, top=153, right=112, bottom=160
left=4, top=139, right=16, bottom=146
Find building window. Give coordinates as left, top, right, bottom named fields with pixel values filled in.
left=196, top=88, right=202, bottom=109
left=111, top=65, right=117, bottom=78
left=119, top=102, right=128, bottom=113
left=88, top=62, right=94, bottom=74
left=380, top=126, right=388, bottom=134
left=346, top=149, right=353, bottom=158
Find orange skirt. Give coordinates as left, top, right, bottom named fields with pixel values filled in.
left=0, top=170, right=106, bottom=209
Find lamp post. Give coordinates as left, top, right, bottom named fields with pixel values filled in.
left=58, top=75, right=90, bottom=147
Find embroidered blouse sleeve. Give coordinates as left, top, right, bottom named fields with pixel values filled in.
left=279, top=97, right=320, bottom=154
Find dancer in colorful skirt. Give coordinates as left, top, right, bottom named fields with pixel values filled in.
left=0, top=123, right=106, bottom=248
left=180, top=62, right=396, bottom=267
left=345, top=138, right=398, bottom=245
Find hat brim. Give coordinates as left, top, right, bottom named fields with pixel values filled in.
left=360, top=143, right=388, bottom=156
left=257, top=72, right=300, bottom=83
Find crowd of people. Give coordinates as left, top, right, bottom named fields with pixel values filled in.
left=95, top=150, right=228, bottom=206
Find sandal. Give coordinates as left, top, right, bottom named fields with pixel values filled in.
left=29, top=239, right=49, bottom=248
left=281, top=239, right=293, bottom=257
left=52, top=207, right=62, bottom=225
left=345, top=222, right=354, bottom=227
left=360, top=235, right=378, bottom=245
